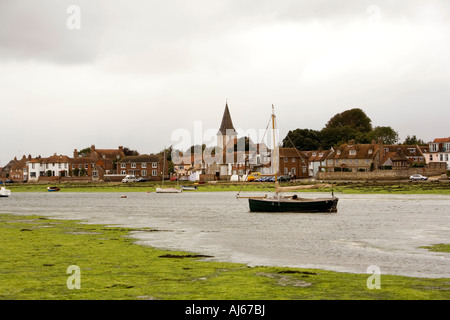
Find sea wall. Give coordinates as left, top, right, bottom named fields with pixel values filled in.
left=317, top=168, right=446, bottom=181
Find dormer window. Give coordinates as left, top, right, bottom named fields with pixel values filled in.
left=368, top=149, right=373, bottom=155
left=349, top=150, right=356, bottom=156
left=337, top=150, right=341, bottom=155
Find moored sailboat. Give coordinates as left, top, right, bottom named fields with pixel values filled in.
left=240, top=105, right=338, bottom=213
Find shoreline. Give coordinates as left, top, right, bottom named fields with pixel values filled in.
left=5, top=180, right=450, bottom=194
left=1, top=212, right=449, bottom=300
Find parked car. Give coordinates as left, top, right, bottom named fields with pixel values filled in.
left=277, top=175, right=291, bottom=182
left=122, top=175, right=138, bottom=183
left=409, top=174, right=428, bottom=181
left=136, top=177, right=150, bottom=182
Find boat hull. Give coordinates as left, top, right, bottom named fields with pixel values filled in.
left=0, top=187, right=11, bottom=197
left=248, top=197, right=338, bottom=213
left=156, top=188, right=182, bottom=193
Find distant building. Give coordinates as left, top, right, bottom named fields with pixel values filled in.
left=10, top=155, right=30, bottom=182
left=278, top=148, right=309, bottom=178
left=323, top=140, right=380, bottom=173
left=71, top=145, right=125, bottom=180
left=27, top=154, right=71, bottom=182
left=118, top=154, right=166, bottom=180
left=422, top=137, right=450, bottom=170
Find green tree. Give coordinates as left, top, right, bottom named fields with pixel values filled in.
left=123, top=147, right=139, bottom=156
left=282, top=129, right=322, bottom=150
left=325, top=108, right=373, bottom=133
left=78, top=147, right=91, bottom=157
left=319, top=126, right=360, bottom=149
left=366, top=126, right=399, bottom=145
left=403, top=135, right=426, bottom=145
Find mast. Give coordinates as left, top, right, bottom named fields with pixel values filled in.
left=162, top=146, right=166, bottom=187
left=272, top=105, right=280, bottom=194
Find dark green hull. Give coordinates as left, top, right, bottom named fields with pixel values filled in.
left=248, top=197, right=338, bottom=213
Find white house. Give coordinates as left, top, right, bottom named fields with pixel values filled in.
left=27, top=154, right=71, bottom=182
left=423, top=138, right=450, bottom=169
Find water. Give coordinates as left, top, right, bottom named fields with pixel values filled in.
left=1, top=192, right=449, bottom=278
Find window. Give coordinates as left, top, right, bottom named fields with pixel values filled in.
left=368, top=149, right=373, bottom=155
left=93, top=171, right=98, bottom=177
left=152, top=169, right=157, bottom=176
left=121, top=163, right=126, bottom=169
left=440, top=154, right=444, bottom=161
left=284, top=168, right=288, bottom=174
left=59, top=163, right=61, bottom=169
left=446, top=154, right=449, bottom=161
left=152, top=162, right=158, bottom=168
left=284, top=157, right=288, bottom=162
left=292, top=158, right=295, bottom=163
left=142, top=170, right=147, bottom=176
left=85, top=164, right=88, bottom=169
left=291, top=168, right=296, bottom=175
left=121, top=170, right=126, bottom=175
left=131, top=163, right=136, bottom=168
left=430, top=155, right=433, bottom=161
left=142, top=163, right=147, bottom=168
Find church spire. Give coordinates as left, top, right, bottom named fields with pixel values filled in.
left=218, top=101, right=237, bottom=136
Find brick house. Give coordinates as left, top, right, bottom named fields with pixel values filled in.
left=379, top=145, right=426, bottom=170
left=118, top=154, right=166, bottom=180
left=278, top=148, right=309, bottom=178
left=71, top=145, right=125, bottom=180
left=9, top=155, right=30, bottom=182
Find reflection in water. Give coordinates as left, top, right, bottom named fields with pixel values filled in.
left=2, top=192, right=450, bottom=278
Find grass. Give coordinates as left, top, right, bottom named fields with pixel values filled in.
left=1, top=213, right=449, bottom=300
left=5, top=180, right=450, bottom=194
left=420, top=244, right=450, bottom=253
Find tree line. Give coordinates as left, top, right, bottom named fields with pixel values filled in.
left=282, top=108, right=426, bottom=150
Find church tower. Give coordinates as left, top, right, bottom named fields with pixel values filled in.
left=217, top=101, right=237, bottom=152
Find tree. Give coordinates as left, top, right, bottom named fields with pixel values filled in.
left=319, top=126, right=361, bottom=149
left=123, top=147, right=139, bottom=156
left=366, top=126, right=399, bottom=145
left=403, top=135, right=426, bottom=145
left=282, top=129, right=322, bottom=150
left=325, top=108, right=373, bottom=133
left=78, top=147, right=91, bottom=157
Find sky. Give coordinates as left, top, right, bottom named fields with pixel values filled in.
left=1, top=0, right=449, bottom=166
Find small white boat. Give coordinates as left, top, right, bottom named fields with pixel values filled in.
left=181, top=185, right=198, bottom=191
left=156, top=187, right=182, bottom=193
left=0, top=186, right=11, bottom=197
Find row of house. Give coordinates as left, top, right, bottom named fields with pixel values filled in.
left=1, top=145, right=167, bottom=183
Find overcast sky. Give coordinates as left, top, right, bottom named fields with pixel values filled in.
left=1, top=0, right=449, bottom=166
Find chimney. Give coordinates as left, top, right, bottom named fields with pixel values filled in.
left=73, top=149, right=78, bottom=158
left=91, top=145, right=96, bottom=151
